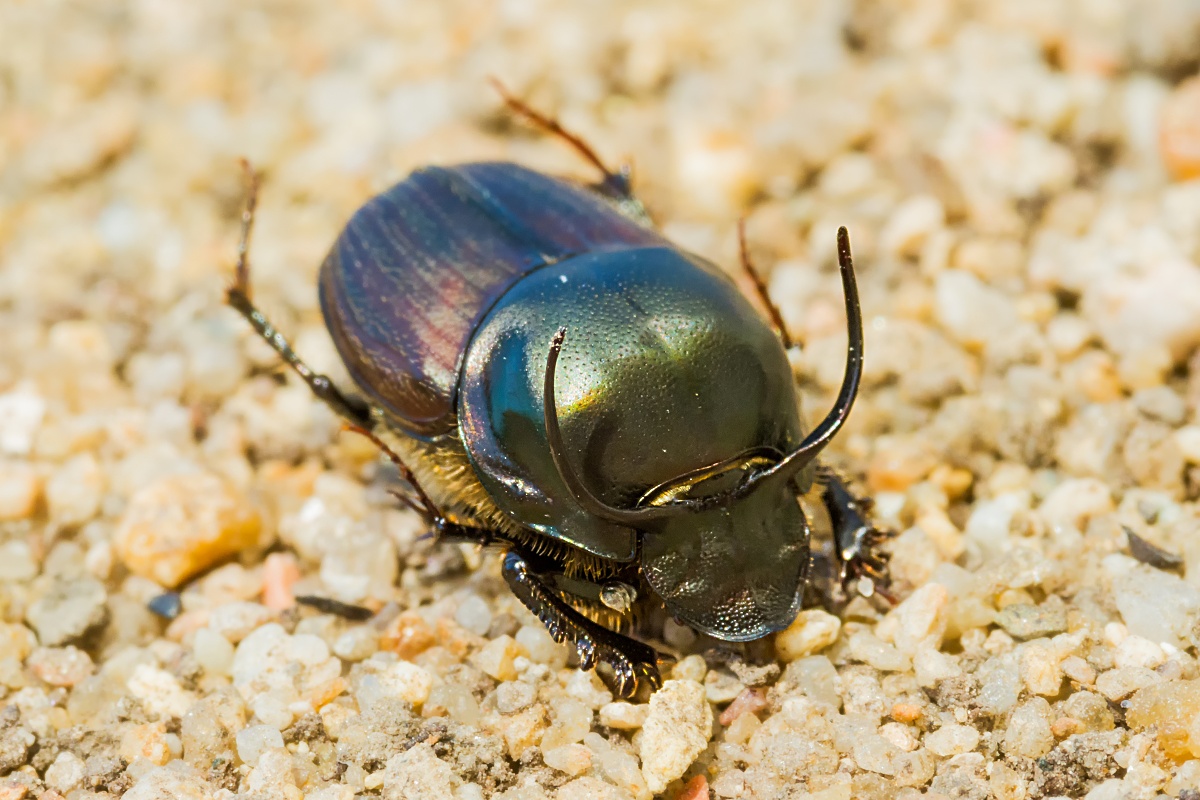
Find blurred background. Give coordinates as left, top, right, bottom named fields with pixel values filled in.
left=3, top=1, right=1200, bottom=798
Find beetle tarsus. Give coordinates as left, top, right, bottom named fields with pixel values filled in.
left=501, top=548, right=661, bottom=698
left=233, top=158, right=262, bottom=301
left=819, top=469, right=894, bottom=596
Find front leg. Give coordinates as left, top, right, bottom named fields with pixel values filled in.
left=501, top=548, right=661, bottom=698
left=820, top=469, right=892, bottom=594
left=417, top=518, right=662, bottom=696
left=358, top=424, right=662, bottom=697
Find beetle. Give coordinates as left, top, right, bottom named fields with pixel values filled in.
left=225, top=88, right=889, bottom=697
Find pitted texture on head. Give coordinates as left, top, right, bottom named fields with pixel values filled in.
left=640, top=477, right=811, bottom=640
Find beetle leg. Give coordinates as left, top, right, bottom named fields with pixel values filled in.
left=489, top=78, right=645, bottom=213
left=737, top=219, right=794, bottom=350
left=339, top=424, right=506, bottom=553
left=500, top=548, right=662, bottom=698
left=224, top=160, right=372, bottom=429
left=819, top=468, right=893, bottom=595
left=341, top=423, right=442, bottom=519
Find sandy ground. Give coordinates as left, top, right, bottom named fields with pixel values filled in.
left=4, top=1, right=1200, bottom=798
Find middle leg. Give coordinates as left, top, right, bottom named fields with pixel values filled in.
left=350, top=423, right=662, bottom=696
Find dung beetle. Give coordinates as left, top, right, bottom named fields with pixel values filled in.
left=226, top=88, right=889, bottom=697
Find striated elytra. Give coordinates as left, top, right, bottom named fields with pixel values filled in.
left=227, top=90, right=890, bottom=697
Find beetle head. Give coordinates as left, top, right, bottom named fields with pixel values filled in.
left=637, top=453, right=811, bottom=640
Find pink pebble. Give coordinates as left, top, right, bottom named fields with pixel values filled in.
left=165, top=609, right=210, bottom=643
left=718, top=687, right=767, bottom=727
left=262, top=552, right=300, bottom=610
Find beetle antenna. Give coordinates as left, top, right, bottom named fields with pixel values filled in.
left=543, top=328, right=683, bottom=525
left=735, top=226, right=862, bottom=492
left=738, top=218, right=793, bottom=350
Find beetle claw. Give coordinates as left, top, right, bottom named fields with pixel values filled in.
left=839, top=526, right=896, bottom=606
left=632, top=659, right=663, bottom=692
left=840, top=528, right=893, bottom=578
left=819, top=468, right=893, bottom=599
left=610, top=665, right=634, bottom=698
left=591, top=638, right=661, bottom=699
left=576, top=639, right=598, bottom=671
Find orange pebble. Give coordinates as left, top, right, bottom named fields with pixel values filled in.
left=311, top=676, right=347, bottom=709
left=435, top=617, right=479, bottom=659
left=866, top=441, right=937, bottom=493
left=165, top=609, right=211, bottom=643
left=0, top=782, right=30, bottom=800
left=262, top=552, right=300, bottom=610
left=676, top=774, right=709, bottom=800
left=1050, top=716, right=1084, bottom=739
left=1161, top=76, right=1200, bottom=181
left=380, top=611, right=436, bottom=659
left=890, top=702, right=923, bottom=724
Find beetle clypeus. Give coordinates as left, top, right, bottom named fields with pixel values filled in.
left=226, top=87, right=889, bottom=697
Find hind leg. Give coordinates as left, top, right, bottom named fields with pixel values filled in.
left=224, top=160, right=372, bottom=429
left=490, top=79, right=648, bottom=221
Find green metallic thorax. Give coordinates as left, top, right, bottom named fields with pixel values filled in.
left=457, top=246, right=807, bottom=560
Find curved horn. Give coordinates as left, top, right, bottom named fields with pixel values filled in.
left=543, top=328, right=683, bottom=526
left=735, top=226, right=863, bottom=493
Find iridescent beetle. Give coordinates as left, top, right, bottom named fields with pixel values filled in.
left=227, top=87, right=889, bottom=696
